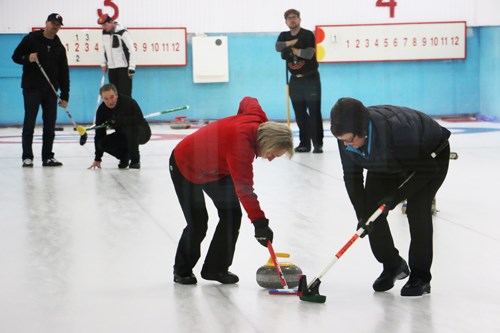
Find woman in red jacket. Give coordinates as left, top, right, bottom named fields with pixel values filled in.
left=170, top=96, right=294, bottom=285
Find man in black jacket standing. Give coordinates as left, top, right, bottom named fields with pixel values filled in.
left=330, top=97, right=451, bottom=296
left=12, top=13, right=70, bottom=167
left=275, top=9, right=323, bottom=154
left=88, top=84, right=150, bottom=170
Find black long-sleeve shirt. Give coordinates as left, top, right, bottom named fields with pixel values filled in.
left=12, top=30, right=70, bottom=101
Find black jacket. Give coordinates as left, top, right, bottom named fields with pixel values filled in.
left=338, top=105, right=451, bottom=218
left=12, top=30, right=70, bottom=101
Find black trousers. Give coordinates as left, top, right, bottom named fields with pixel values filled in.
left=97, top=126, right=150, bottom=163
left=108, top=67, right=132, bottom=97
left=364, top=145, right=450, bottom=282
left=289, top=71, right=323, bottom=148
left=21, top=87, right=58, bottom=160
left=169, top=152, right=242, bottom=276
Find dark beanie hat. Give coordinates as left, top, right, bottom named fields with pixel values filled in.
left=330, top=97, right=369, bottom=137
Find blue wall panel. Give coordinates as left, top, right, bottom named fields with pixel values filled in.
left=0, top=27, right=496, bottom=125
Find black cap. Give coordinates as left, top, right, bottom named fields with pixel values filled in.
left=47, top=13, right=63, bottom=26
left=97, top=14, right=112, bottom=25
left=330, top=97, right=369, bottom=137
left=284, top=9, right=300, bottom=19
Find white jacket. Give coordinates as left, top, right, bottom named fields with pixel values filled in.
left=100, top=23, right=136, bottom=70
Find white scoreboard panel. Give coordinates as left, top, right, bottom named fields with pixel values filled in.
left=34, top=27, right=188, bottom=67
left=316, top=21, right=466, bottom=63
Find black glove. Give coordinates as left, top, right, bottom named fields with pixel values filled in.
left=357, top=218, right=372, bottom=238
left=377, top=193, right=402, bottom=212
left=128, top=69, right=135, bottom=77
left=253, top=218, right=273, bottom=247
left=79, top=133, right=88, bottom=146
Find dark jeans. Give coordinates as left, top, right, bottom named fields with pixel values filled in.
left=169, top=152, right=242, bottom=276
left=289, top=71, right=323, bottom=148
left=109, top=68, right=132, bottom=97
left=22, top=87, right=58, bottom=161
left=364, top=145, right=450, bottom=282
left=97, top=125, right=150, bottom=163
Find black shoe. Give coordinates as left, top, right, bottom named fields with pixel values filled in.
left=174, top=272, right=197, bottom=285
left=373, top=259, right=410, bottom=292
left=42, top=158, right=63, bottom=167
left=22, top=159, right=34, bottom=168
left=313, top=146, right=323, bottom=154
left=118, top=160, right=129, bottom=169
left=129, top=161, right=140, bottom=169
left=401, top=278, right=431, bottom=296
left=294, top=145, right=311, bottom=153
left=201, top=271, right=239, bottom=284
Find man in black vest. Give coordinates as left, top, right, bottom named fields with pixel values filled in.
left=331, top=97, right=451, bottom=296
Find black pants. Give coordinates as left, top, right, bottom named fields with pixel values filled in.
left=169, top=152, right=242, bottom=276
left=109, top=67, right=132, bottom=97
left=365, top=145, right=450, bottom=282
left=97, top=125, right=150, bottom=163
left=22, top=87, right=58, bottom=161
left=289, top=71, right=323, bottom=148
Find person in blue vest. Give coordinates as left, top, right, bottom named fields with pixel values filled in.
left=330, top=97, right=451, bottom=296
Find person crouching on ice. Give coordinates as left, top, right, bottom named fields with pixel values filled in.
left=170, top=96, right=294, bottom=285
left=88, top=83, right=151, bottom=170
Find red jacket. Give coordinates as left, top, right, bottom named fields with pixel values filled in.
left=174, top=97, right=268, bottom=222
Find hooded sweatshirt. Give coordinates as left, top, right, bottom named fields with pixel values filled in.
left=174, top=96, right=269, bottom=222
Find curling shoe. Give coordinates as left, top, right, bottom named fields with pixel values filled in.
left=201, top=270, right=239, bottom=284
left=22, top=159, right=34, bottom=168
left=401, top=278, right=431, bottom=296
left=118, top=160, right=129, bottom=169
left=174, top=272, right=197, bottom=285
left=294, top=145, right=311, bottom=153
left=42, top=158, right=63, bottom=167
left=129, top=161, right=140, bottom=169
left=373, top=258, right=410, bottom=292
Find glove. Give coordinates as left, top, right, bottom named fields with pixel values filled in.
left=377, top=193, right=402, bottom=212
left=357, top=218, right=372, bottom=238
left=128, top=69, right=135, bottom=78
left=253, top=218, right=273, bottom=247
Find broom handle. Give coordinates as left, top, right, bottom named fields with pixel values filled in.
left=267, top=241, right=289, bottom=289
left=308, top=205, right=385, bottom=288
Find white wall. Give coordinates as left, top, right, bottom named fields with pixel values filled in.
left=1, top=0, right=499, bottom=33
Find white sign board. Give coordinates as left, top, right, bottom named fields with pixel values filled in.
left=35, top=27, right=188, bottom=67
left=316, top=22, right=466, bottom=63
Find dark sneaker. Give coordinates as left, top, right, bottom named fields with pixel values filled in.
left=201, top=271, right=239, bottom=284
left=22, top=159, right=34, bottom=168
left=294, top=145, right=311, bottom=153
left=174, top=272, right=197, bottom=285
left=313, top=146, right=323, bottom=154
left=129, top=162, right=140, bottom=169
left=118, top=160, right=129, bottom=169
left=401, top=278, right=431, bottom=296
left=373, top=259, right=410, bottom=292
left=42, top=158, right=63, bottom=167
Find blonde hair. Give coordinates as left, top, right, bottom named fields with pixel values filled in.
left=257, top=122, right=294, bottom=158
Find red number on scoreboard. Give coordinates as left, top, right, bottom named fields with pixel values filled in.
left=97, top=0, right=120, bottom=21
left=376, top=0, right=397, bottom=18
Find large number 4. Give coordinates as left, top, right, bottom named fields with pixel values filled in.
left=376, top=0, right=397, bottom=18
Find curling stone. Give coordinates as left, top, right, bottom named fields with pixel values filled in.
left=256, top=253, right=302, bottom=289
left=170, top=116, right=191, bottom=129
